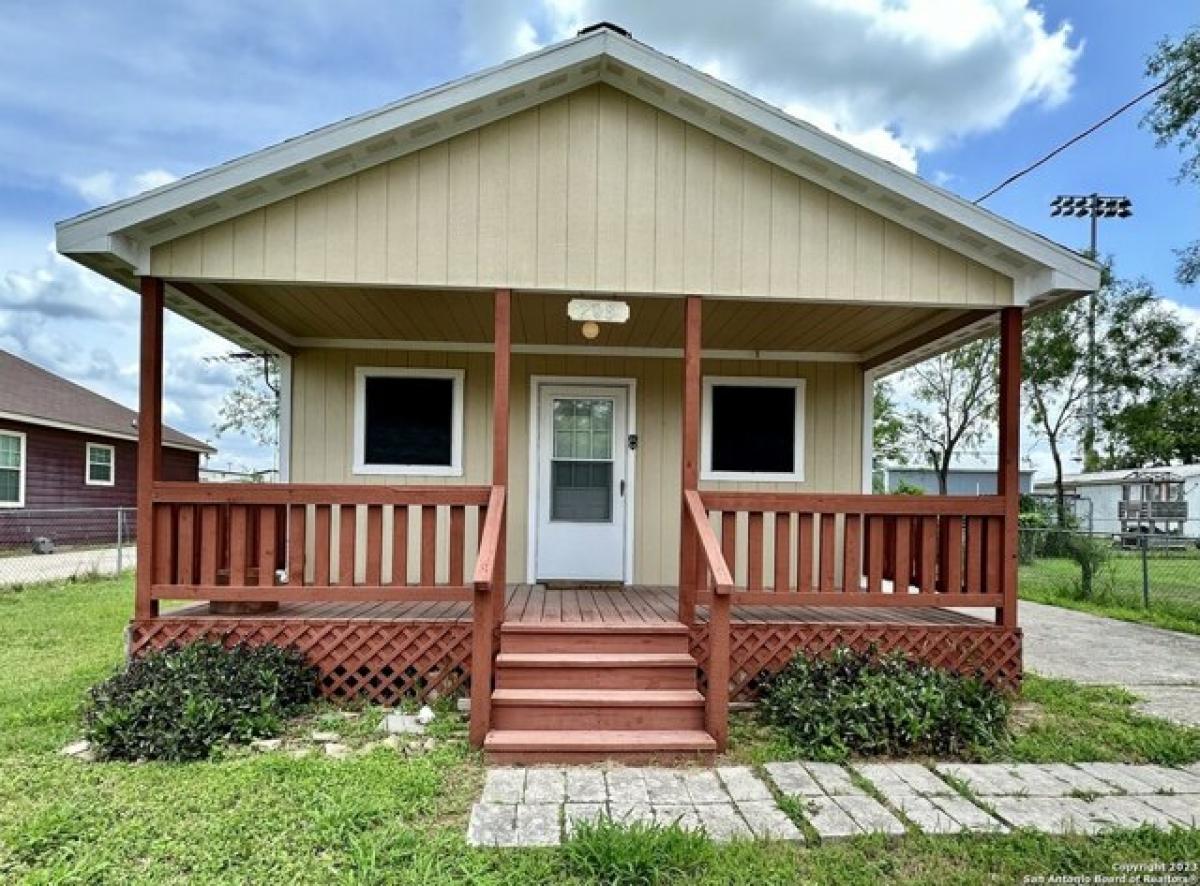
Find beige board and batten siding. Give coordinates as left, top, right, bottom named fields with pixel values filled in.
left=290, top=348, right=863, bottom=585
left=150, top=85, right=1012, bottom=308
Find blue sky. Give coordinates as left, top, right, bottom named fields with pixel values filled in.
left=0, top=1, right=1196, bottom=475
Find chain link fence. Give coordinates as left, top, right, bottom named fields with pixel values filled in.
left=1019, top=527, right=1200, bottom=625
left=0, top=508, right=135, bottom=587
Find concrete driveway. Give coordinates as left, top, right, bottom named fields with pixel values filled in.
left=0, top=546, right=134, bottom=587
left=1019, top=600, right=1200, bottom=727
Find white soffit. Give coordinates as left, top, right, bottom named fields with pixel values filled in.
left=56, top=26, right=1100, bottom=303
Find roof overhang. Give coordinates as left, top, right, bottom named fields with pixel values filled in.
left=56, top=25, right=1100, bottom=340
left=0, top=410, right=214, bottom=454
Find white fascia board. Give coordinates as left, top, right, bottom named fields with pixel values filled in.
left=1013, top=268, right=1099, bottom=306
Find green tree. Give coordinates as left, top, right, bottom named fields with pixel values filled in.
left=1023, top=300, right=1089, bottom=526
left=1144, top=26, right=1200, bottom=287
left=1095, top=277, right=1194, bottom=467
left=901, top=338, right=997, bottom=494
left=872, top=380, right=905, bottom=467
left=210, top=353, right=280, bottom=448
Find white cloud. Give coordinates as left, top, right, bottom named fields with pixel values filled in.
left=0, top=245, right=271, bottom=469
left=462, top=0, right=1082, bottom=172
left=783, top=102, right=918, bottom=172
left=63, top=171, right=118, bottom=205
left=63, top=168, right=178, bottom=207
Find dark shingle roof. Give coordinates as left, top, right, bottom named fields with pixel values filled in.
left=0, top=350, right=213, bottom=452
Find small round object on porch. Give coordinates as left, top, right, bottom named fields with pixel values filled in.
left=580, top=320, right=600, bottom=340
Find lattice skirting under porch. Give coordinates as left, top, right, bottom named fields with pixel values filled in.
left=128, top=619, right=472, bottom=705
left=129, top=618, right=1021, bottom=706
left=690, top=622, right=1022, bottom=701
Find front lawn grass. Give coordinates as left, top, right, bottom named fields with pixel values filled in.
left=1020, top=555, right=1200, bottom=636
left=994, top=676, right=1200, bottom=765
left=2, top=576, right=1199, bottom=884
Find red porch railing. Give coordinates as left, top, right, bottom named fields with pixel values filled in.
left=471, top=485, right=507, bottom=745
left=147, top=480, right=509, bottom=746
left=684, top=489, right=1014, bottom=752
left=693, top=492, right=1008, bottom=608
left=684, top=490, right=732, bottom=749
left=147, top=482, right=495, bottom=603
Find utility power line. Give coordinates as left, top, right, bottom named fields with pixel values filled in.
left=974, top=62, right=1197, bottom=204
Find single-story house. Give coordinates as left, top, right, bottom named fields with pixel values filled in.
left=55, top=23, right=1099, bottom=761
left=1034, top=466, right=1200, bottom=536
left=0, top=350, right=212, bottom=548
left=880, top=466, right=1035, bottom=496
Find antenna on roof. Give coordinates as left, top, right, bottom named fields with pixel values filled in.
left=578, top=21, right=631, bottom=39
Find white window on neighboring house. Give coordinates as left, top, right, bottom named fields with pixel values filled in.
left=701, top=377, right=806, bottom=482
left=352, top=367, right=465, bottom=476
left=0, top=431, right=25, bottom=507
left=86, top=442, right=116, bottom=486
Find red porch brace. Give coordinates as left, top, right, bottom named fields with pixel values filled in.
left=136, top=277, right=164, bottom=619
left=996, top=307, right=1022, bottom=628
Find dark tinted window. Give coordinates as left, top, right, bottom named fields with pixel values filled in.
left=710, top=384, right=796, bottom=474
left=363, top=376, right=454, bottom=466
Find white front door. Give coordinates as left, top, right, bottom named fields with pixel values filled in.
left=534, top=384, right=630, bottom=582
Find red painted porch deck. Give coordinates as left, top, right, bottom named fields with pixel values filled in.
left=165, top=584, right=989, bottom=626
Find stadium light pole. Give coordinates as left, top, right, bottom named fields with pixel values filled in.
left=1050, top=193, right=1132, bottom=471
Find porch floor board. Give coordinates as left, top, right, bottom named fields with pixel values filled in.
left=164, top=585, right=989, bottom=626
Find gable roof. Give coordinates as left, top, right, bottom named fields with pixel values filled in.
left=0, top=351, right=213, bottom=453
left=56, top=24, right=1099, bottom=307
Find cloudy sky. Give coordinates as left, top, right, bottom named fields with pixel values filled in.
left=1, top=1, right=1196, bottom=475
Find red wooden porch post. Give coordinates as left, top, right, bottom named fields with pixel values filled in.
left=470, top=288, right=510, bottom=747
left=136, top=276, right=165, bottom=619
left=678, top=296, right=702, bottom=623
left=996, top=307, right=1022, bottom=628
left=491, top=288, right=510, bottom=622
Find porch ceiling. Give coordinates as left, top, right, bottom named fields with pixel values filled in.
left=209, top=282, right=980, bottom=358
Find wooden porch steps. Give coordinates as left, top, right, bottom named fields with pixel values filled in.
left=491, top=689, right=704, bottom=730
left=494, top=652, right=697, bottom=689
left=484, top=620, right=714, bottom=763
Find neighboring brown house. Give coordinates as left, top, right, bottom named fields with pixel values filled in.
left=0, top=350, right=212, bottom=545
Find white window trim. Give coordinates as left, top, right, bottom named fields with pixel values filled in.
left=701, top=376, right=806, bottom=483
left=85, top=441, right=116, bottom=487
left=352, top=367, right=464, bottom=477
left=0, top=430, right=25, bottom=508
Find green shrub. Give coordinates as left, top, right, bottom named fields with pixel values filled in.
left=758, top=646, right=1009, bottom=760
left=84, top=640, right=318, bottom=762
left=1063, top=533, right=1112, bottom=599
left=564, top=818, right=715, bottom=886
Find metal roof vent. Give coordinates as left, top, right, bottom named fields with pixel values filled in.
left=578, top=21, right=631, bottom=38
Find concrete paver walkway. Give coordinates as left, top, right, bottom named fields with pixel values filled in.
left=1018, top=600, right=1200, bottom=727
left=467, top=761, right=1200, bottom=846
